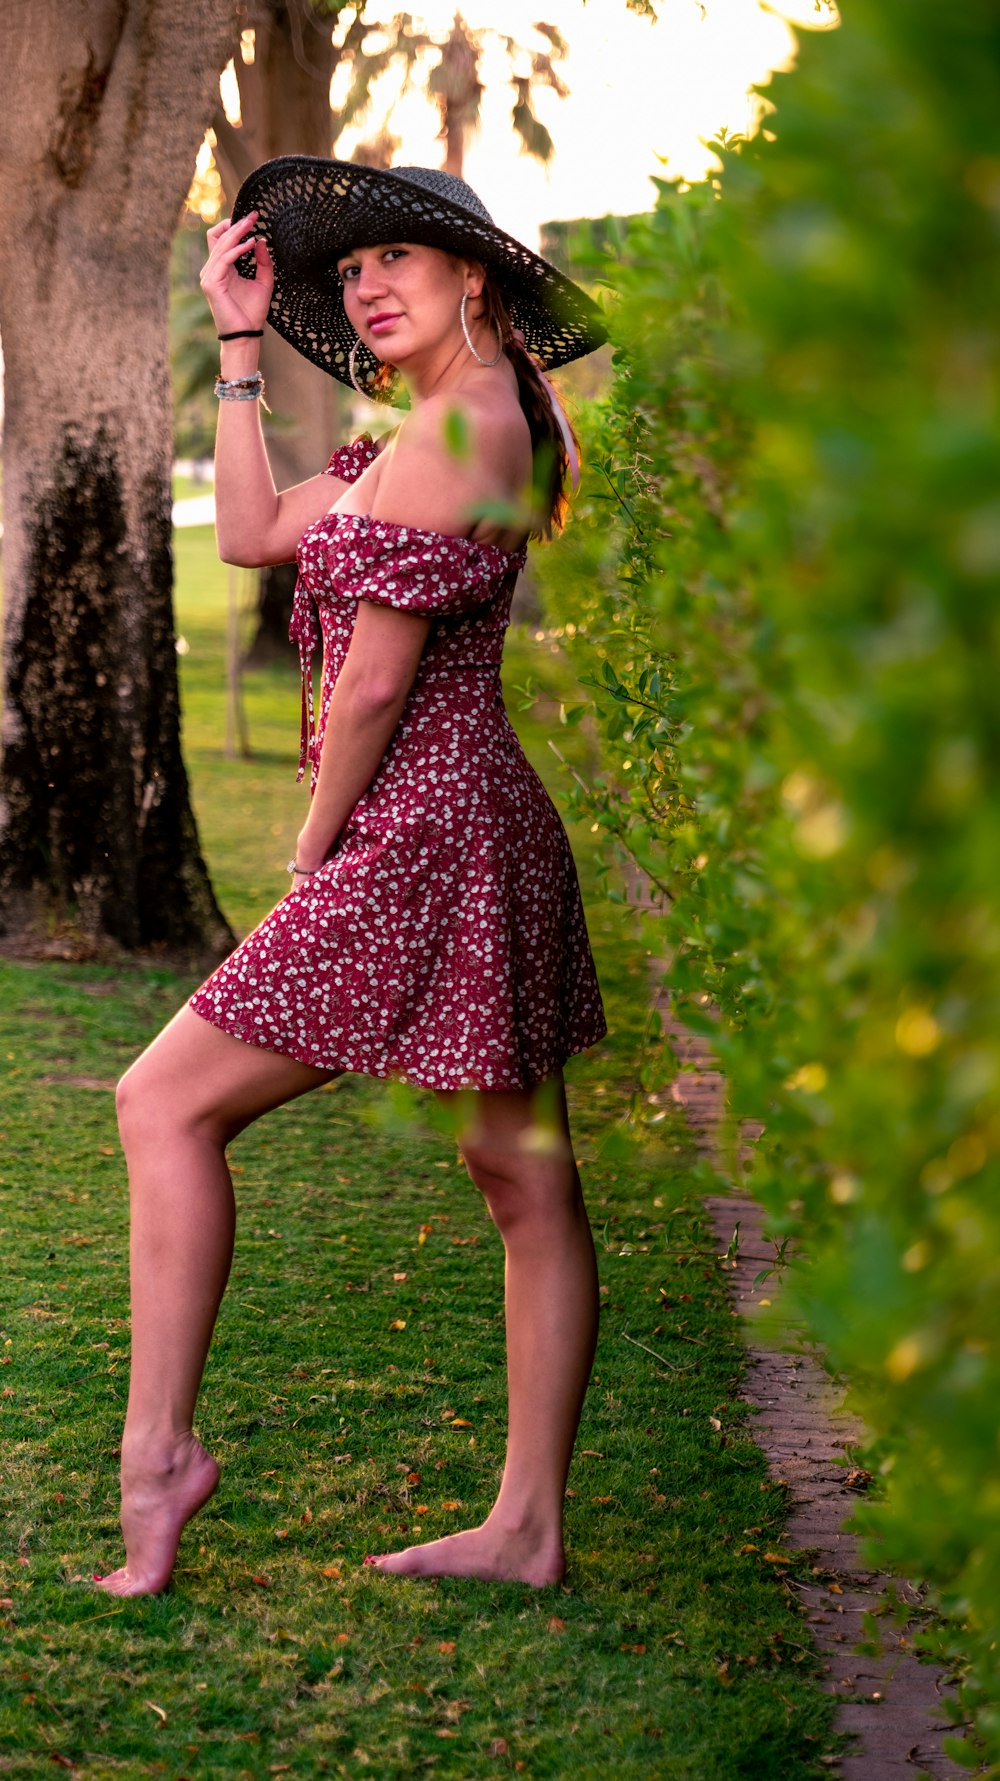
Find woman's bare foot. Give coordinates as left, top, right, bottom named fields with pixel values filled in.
left=94, top=1433, right=219, bottom=1597
left=363, top=1519, right=564, bottom=1586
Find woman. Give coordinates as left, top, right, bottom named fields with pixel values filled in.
left=96, top=161, right=608, bottom=1597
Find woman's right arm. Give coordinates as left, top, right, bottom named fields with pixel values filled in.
left=201, top=212, right=347, bottom=568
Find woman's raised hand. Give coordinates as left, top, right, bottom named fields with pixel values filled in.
left=200, top=211, right=274, bottom=338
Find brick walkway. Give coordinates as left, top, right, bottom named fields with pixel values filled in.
left=658, top=999, right=974, bottom=1778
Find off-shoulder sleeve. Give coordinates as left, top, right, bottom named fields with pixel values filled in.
left=323, top=514, right=521, bottom=619
left=323, top=435, right=378, bottom=481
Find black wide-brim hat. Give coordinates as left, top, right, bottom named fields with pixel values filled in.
left=232, top=157, right=608, bottom=400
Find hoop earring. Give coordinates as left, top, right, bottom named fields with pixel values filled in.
left=460, top=291, right=503, bottom=367
left=348, top=336, right=380, bottom=400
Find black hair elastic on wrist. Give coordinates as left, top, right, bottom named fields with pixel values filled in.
left=218, top=329, right=264, bottom=340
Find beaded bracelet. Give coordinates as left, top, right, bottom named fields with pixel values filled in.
left=215, top=372, right=264, bottom=397
left=214, top=372, right=269, bottom=410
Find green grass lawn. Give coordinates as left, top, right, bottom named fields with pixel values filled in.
left=0, top=527, right=837, bottom=1778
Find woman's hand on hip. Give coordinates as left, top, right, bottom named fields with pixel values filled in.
left=200, top=211, right=274, bottom=338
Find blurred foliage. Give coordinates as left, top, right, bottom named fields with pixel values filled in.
left=533, top=0, right=1000, bottom=1755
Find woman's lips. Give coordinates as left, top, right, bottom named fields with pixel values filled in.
left=368, top=313, right=401, bottom=335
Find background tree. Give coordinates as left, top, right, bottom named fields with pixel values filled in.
left=0, top=0, right=240, bottom=955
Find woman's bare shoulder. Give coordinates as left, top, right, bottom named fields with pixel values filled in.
left=406, top=385, right=528, bottom=462
left=367, top=389, right=529, bottom=536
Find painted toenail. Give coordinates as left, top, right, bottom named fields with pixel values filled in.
left=92, top=1573, right=104, bottom=1581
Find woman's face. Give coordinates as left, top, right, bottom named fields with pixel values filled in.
left=337, top=241, right=480, bottom=367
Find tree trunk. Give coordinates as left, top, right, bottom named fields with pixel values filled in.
left=0, top=0, right=240, bottom=957
left=430, top=13, right=482, bottom=179
left=212, top=0, right=349, bottom=662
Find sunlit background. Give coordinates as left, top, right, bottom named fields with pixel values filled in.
left=0, top=1, right=839, bottom=424
left=203, top=0, right=839, bottom=244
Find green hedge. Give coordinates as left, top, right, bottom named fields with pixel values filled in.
left=534, top=0, right=1000, bottom=1759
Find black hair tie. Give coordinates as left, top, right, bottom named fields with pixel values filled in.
left=218, top=329, right=264, bottom=340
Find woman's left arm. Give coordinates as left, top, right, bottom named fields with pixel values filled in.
left=293, top=601, right=431, bottom=873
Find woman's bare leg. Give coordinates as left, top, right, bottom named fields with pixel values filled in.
left=367, top=1072, right=599, bottom=1585
left=95, top=1006, right=339, bottom=1597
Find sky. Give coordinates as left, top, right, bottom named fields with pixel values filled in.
left=324, top=0, right=840, bottom=248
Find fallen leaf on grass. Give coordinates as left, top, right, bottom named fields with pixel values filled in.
left=441, top=1500, right=461, bottom=1511
left=547, top=1617, right=566, bottom=1634
left=438, top=1641, right=457, bottom=1654
left=449, top=1417, right=473, bottom=1428
left=739, top=1543, right=759, bottom=1555
left=389, top=1319, right=407, bottom=1331
left=436, top=1730, right=459, bottom=1738
left=335, top=1633, right=350, bottom=1645
left=620, top=1643, right=647, bottom=1655
left=300, top=1507, right=313, bottom=1525
left=592, top=1495, right=613, bottom=1505
left=320, top=1566, right=341, bottom=1580
left=393, top=1272, right=408, bottom=1282
left=406, top=1471, right=421, bottom=1485
left=489, top=1740, right=509, bottom=1758
left=416, top=1505, right=430, bottom=1515
left=828, top=1582, right=843, bottom=1595
left=251, top=1575, right=271, bottom=1588
left=763, top=1552, right=791, bottom=1565
left=580, top=1450, right=604, bottom=1458
left=144, top=1701, right=167, bottom=1725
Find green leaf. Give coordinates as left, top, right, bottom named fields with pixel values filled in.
left=441, top=406, right=471, bottom=461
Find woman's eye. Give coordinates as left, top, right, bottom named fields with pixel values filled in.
left=340, top=265, right=358, bottom=282
left=384, top=248, right=406, bottom=263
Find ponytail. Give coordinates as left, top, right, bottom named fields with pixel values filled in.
left=480, top=272, right=578, bottom=539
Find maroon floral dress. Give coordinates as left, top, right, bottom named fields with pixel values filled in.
left=189, top=435, right=607, bottom=1092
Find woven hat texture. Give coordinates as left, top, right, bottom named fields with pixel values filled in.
left=232, top=157, right=607, bottom=400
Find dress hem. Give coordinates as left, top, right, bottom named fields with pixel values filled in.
left=188, top=994, right=608, bottom=1095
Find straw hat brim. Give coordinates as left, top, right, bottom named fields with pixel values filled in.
left=232, top=156, right=607, bottom=400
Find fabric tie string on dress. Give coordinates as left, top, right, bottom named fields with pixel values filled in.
left=289, top=437, right=365, bottom=783
left=289, top=580, right=321, bottom=783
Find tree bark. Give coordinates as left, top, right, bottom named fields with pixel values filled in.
left=0, top=0, right=240, bottom=956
